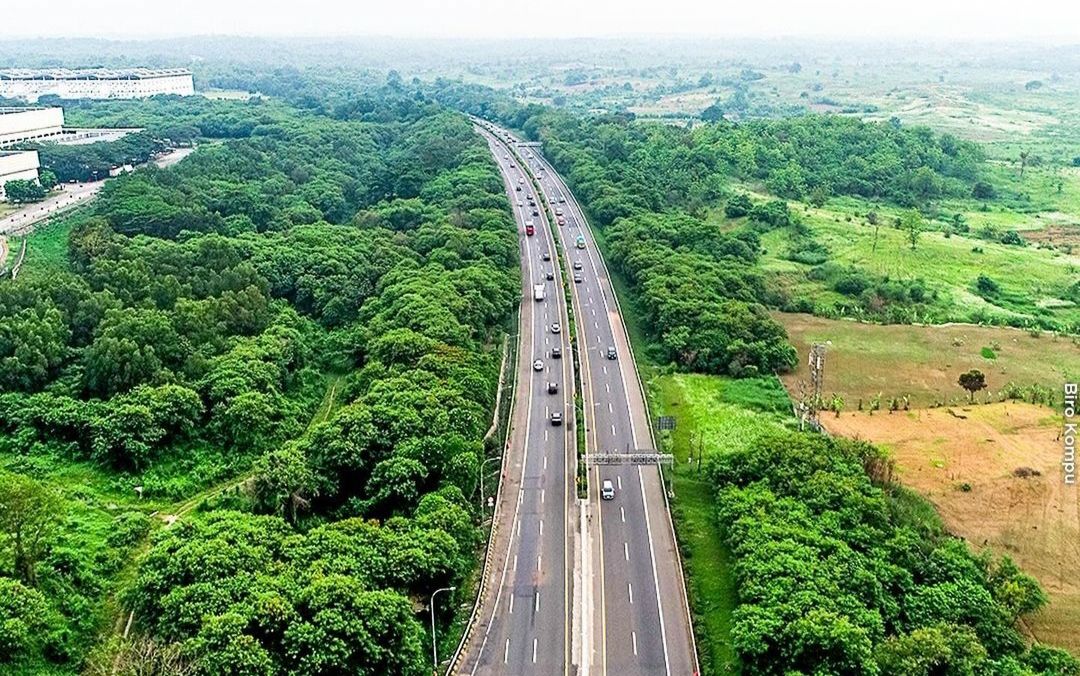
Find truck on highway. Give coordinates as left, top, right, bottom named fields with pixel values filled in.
left=533, top=283, right=545, bottom=302
left=525, top=220, right=535, bottom=236
left=575, top=234, right=586, bottom=249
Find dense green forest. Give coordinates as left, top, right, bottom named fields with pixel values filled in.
left=709, top=430, right=1077, bottom=675
left=0, top=92, right=518, bottom=673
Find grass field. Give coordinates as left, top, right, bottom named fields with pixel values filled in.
left=651, top=372, right=794, bottom=676
left=821, top=403, right=1080, bottom=656
left=776, top=312, right=1080, bottom=409
left=752, top=192, right=1080, bottom=330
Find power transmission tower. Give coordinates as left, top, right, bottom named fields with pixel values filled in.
left=808, top=342, right=828, bottom=428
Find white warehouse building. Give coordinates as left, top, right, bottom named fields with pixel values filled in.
left=0, top=68, right=194, bottom=102
left=0, top=107, right=65, bottom=147
left=0, top=150, right=41, bottom=200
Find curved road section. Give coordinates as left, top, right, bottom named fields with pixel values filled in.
left=458, top=120, right=698, bottom=676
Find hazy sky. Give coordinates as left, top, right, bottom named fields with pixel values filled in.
left=4, top=0, right=1079, bottom=40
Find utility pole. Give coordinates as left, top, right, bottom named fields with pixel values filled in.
left=431, top=586, right=456, bottom=674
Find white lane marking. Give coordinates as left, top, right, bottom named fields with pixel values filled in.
left=532, top=638, right=538, bottom=663
left=509, top=594, right=515, bottom=614
left=620, top=506, right=626, bottom=522
left=611, top=424, right=617, bottom=436
left=504, top=639, right=510, bottom=664
left=541, top=489, right=546, bottom=504
left=628, top=583, right=634, bottom=604
left=534, top=591, right=541, bottom=613
left=545, top=429, right=549, bottom=441
left=606, top=383, right=610, bottom=393
left=602, top=365, right=607, bottom=375
left=632, top=631, right=638, bottom=656
left=544, top=455, right=548, bottom=470
left=513, top=554, right=518, bottom=570
left=640, top=466, right=673, bottom=675
left=617, top=476, right=623, bottom=490
left=537, top=554, right=542, bottom=571
left=539, top=519, right=543, bottom=536
left=608, top=402, right=613, bottom=413
left=624, top=542, right=629, bottom=561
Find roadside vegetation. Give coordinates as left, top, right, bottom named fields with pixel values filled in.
left=0, top=92, right=518, bottom=674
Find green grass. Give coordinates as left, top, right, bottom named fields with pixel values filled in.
left=18, top=209, right=88, bottom=279
left=651, top=373, right=794, bottom=676
left=751, top=192, right=1080, bottom=329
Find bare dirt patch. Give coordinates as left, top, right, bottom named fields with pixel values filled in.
left=1022, top=224, right=1080, bottom=248
left=822, top=403, right=1080, bottom=655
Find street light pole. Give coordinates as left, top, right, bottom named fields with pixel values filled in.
left=430, top=586, right=456, bottom=673
left=478, top=456, right=501, bottom=510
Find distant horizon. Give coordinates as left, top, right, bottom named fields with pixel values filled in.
left=4, top=0, right=1080, bottom=42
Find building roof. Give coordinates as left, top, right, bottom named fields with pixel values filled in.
left=0, top=107, right=54, bottom=115
left=0, top=68, right=191, bottom=81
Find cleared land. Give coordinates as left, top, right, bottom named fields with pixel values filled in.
left=776, top=312, right=1080, bottom=408
left=821, top=404, right=1080, bottom=655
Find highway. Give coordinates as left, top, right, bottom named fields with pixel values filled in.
left=456, top=127, right=575, bottom=675
left=456, top=120, right=698, bottom=676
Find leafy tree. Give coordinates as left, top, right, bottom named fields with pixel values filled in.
left=3, top=179, right=46, bottom=203
left=958, top=369, right=988, bottom=403
left=903, top=210, right=923, bottom=251
left=0, top=473, right=62, bottom=587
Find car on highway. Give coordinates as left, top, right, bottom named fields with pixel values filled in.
left=558, top=196, right=566, bottom=203
left=503, top=154, right=509, bottom=159
left=573, top=260, right=582, bottom=270
left=601, top=480, right=615, bottom=500
left=532, top=209, right=540, bottom=217
left=545, top=270, right=554, bottom=280
left=550, top=322, right=561, bottom=334
left=550, top=411, right=563, bottom=426
left=515, top=185, right=522, bottom=192
left=547, top=381, right=559, bottom=394
left=517, top=200, right=523, bottom=206
left=573, top=272, right=583, bottom=283
left=542, top=252, right=551, bottom=261
left=557, top=216, right=566, bottom=226
left=555, top=208, right=563, bottom=216
left=551, top=346, right=562, bottom=359
left=607, top=346, right=617, bottom=360
left=533, top=359, right=544, bottom=371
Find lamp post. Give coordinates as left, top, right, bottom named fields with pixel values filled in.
left=478, top=456, right=501, bottom=510
left=430, top=586, right=456, bottom=673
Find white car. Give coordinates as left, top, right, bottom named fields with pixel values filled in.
left=533, top=359, right=544, bottom=371
left=550, top=323, right=561, bottom=334
left=517, top=200, right=523, bottom=206
left=601, top=480, right=615, bottom=500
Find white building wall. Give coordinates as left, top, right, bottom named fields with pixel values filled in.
left=0, top=150, right=41, bottom=200
left=0, top=108, right=65, bottom=147
left=0, top=74, right=195, bottom=102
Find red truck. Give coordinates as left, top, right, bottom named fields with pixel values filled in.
left=525, top=219, right=535, bottom=236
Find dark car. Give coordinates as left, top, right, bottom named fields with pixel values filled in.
left=573, top=273, right=583, bottom=283
left=550, top=411, right=563, bottom=426
left=545, top=270, right=554, bottom=280
left=542, top=252, right=551, bottom=262
left=606, top=346, right=617, bottom=360
left=515, top=185, right=522, bottom=191
left=547, top=381, right=559, bottom=394
left=552, top=346, right=562, bottom=359
left=532, top=209, right=540, bottom=217
left=573, top=260, right=583, bottom=270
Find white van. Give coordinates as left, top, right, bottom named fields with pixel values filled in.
left=601, top=480, right=615, bottom=500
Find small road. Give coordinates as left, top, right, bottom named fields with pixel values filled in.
left=0, top=147, right=195, bottom=237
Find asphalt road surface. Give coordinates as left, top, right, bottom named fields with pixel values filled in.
left=457, top=128, right=575, bottom=675
left=459, top=121, right=698, bottom=676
